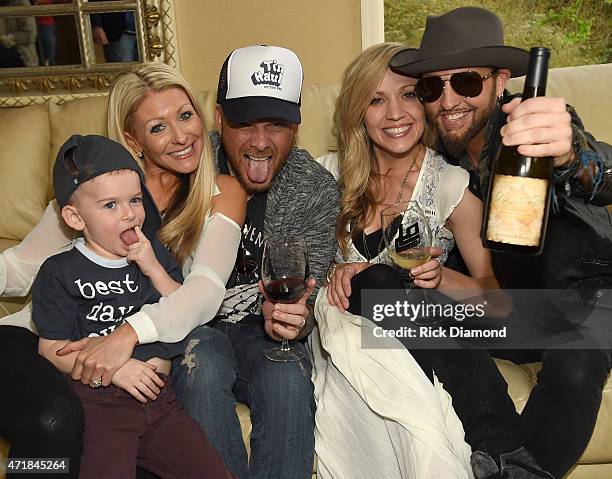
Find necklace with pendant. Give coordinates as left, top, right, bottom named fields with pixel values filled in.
left=362, top=151, right=421, bottom=262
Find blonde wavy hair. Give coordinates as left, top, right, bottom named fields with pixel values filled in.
left=107, top=62, right=215, bottom=265
left=335, top=43, right=432, bottom=257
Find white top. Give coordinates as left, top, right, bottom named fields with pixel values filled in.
left=316, top=148, right=469, bottom=266
left=0, top=184, right=241, bottom=344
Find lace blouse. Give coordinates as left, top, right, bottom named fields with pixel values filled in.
left=316, top=148, right=469, bottom=267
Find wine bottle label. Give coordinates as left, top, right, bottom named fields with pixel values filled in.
left=486, top=174, right=548, bottom=246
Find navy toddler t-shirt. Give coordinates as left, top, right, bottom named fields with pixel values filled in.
left=32, top=237, right=184, bottom=361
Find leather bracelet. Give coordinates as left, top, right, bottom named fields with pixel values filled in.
left=554, top=126, right=584, bottom=181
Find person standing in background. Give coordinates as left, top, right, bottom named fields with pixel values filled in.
left=0, top=0, right=39, bottom=68
left=91, top=10, right=138, bottom=62
left=34, top=0, right=56, bottom=66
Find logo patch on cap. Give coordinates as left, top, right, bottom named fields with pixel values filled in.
left=224, top=45, right=302, bottom=103
left=219, top=45, right=303, bottom=124
left=251, top=60, right=284, bottom=89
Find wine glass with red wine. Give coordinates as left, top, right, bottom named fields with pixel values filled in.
left=261, top=237, right=309, bottom=362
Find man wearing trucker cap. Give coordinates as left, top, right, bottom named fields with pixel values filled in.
left=171, top=45, right=340, bottom=479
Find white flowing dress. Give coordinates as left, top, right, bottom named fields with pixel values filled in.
left=311, top=150, right=474, bottom=479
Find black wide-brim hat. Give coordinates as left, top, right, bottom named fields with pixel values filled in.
left=391, top=7, right=529, bottom=78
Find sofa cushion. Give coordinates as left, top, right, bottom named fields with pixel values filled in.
left=47, top=96, right=109, bottom=201
left=299, top=83, right=340, bottom=158
left=236, top=402, right=252, bottom=455
left=494, top=358, right=533, bottom=413
left=195, top=89, right=218, bottom=133
left=0, top=105, right=50, bottom=242
left=506, top=63, right=611, bottom=144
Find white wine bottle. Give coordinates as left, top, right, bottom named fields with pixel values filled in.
left=482, top=47, right=553, bottom=255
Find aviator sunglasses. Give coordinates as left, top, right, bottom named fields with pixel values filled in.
left=415, top=70, right=497, bottom=103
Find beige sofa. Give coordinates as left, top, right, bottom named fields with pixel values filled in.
left=0, top=63, right=611, bottom=478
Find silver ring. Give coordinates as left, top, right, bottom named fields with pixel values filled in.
left=299, top=317, right=306, bottom=329
left=89, top=377, right=103, bottom=389
left=434, top=257, right=442, bottom=266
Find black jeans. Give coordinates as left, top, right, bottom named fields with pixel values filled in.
left=347, top=264, right=612, bottom=476
left=0, top=326, right=83, bottom=479
left=438, top=344, right=611, bottom=477
left=347, top=263, right=434, bottom=383
left=493, top=348, right=611, bottom=477
left=431, top=349, right=524, bottom=460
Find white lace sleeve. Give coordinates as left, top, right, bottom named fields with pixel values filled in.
left=435, top=165, right=469, bottom=224
left=1, top=201, right=74, bottom=297
left=125, top=212, right=241, bottom=343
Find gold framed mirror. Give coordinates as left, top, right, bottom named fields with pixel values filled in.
left=0, top=0, right=177, bottom=107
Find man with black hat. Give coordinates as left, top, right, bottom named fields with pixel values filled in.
left=392, top=6, right=612, bottom=479
left=170, top=46, right=340, bottom=479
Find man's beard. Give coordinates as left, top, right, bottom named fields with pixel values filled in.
left=430, top=93, right=497, bottom=159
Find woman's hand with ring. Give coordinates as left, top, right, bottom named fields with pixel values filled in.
left=326, top=262, right=371, bottom=312
left=57, top=323, right=138, bottom=386
left=89, top=377, right=103, bottom=389
left=409, top=247, right=444, bottom=289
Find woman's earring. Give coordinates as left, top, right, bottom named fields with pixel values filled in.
left=137, top=151, right=144, bottom=160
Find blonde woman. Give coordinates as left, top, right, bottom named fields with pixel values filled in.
left=56, top=62, right=246, bottom=380
left=0, top=63, right=245, bottom=473
left=325, top=42, right=497, bottom=320
left=312, top=43, right=500, bottom=479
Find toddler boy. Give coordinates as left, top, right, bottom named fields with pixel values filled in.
left=32, top=134, right=232, bottom=479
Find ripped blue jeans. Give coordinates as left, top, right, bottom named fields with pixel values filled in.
left=171, top=320, right=315, bottom=479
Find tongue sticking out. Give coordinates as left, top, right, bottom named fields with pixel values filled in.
left=246, top=157, right=271, bottom=183
left=120, top=228, right=139, bottom=246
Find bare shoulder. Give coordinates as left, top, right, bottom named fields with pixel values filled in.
left=211, top=174, right=247, bottom=226
left=215, top=174, right=245, bottom=197
left=456, top=188, right=482, bottom=210
left=447, top=187, right=483, bottom=229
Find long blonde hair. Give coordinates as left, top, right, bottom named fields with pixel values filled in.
left=107, top=63, right=215, bottom=265
left=335, top=43, right=416, bottom=257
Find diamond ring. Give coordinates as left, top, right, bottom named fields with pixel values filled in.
left=89, top=377, right=103, bottom=389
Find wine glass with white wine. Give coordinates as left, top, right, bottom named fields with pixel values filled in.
left=381, top=200, right=432, bottom=285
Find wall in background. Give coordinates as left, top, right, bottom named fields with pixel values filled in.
left=174, top=0, right=362, bottom=92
